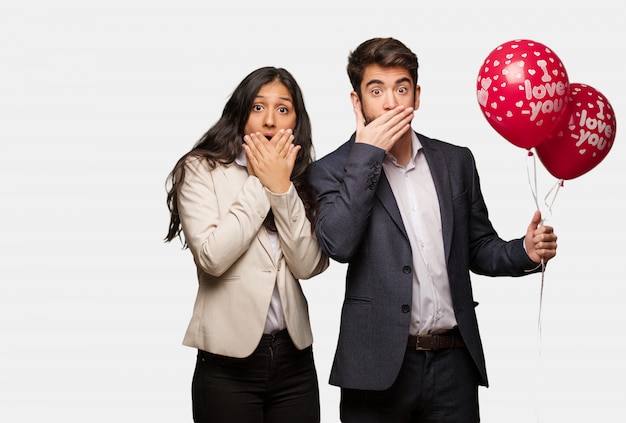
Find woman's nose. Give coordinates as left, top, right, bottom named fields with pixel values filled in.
left=263, top=112, right=276, bottom=127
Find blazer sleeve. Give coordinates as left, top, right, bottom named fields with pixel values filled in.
left=270, top=185, right=329, bottom=280
left=309, top=142, right=387, bottom=262
left=459, top=147, right=540, bottom=276
left=177, top=157, right=270, bottom=276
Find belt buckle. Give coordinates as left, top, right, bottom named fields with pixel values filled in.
left=414, top=336, right=430, bottom=351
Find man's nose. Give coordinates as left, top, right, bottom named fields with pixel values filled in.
left=383, top=93, right=399, bottom=110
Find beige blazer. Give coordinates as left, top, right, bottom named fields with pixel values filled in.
left=177, top=156, right=328, bottom=358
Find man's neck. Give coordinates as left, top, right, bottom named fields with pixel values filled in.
left=388, top=133, right=413, bottom=167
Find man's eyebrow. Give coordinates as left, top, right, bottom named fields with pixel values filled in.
left=364, top=79, right=384, bottom=87
left=365, top=77, right=412, bottom=87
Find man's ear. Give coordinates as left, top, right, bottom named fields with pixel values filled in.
left=350, top=91, right=361, bottom=109
left=414, top=85, right=421, bottom=110
left=350, top=91, right=367, bottom=128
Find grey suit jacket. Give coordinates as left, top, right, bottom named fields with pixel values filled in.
left=309, top=131, right=541, bottom=390
left=178, top=156, right=328, bottom=358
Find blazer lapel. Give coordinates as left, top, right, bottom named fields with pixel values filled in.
left=258, top=227, right=278, bottom=264
left=420, top=138, right=454, bottom=263
left=376, top=171, right=409, bottom=240
left=221, top=163, right=277, bottom=264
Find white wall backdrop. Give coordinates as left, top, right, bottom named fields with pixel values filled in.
left=1, top=1, right=624, bottom=422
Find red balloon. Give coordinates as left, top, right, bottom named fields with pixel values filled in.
left=535, top=83, right=616, bottom=180
left=477, top=39, right=570, bottom=150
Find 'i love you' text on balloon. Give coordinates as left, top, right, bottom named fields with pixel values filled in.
left=535, top=83, right=616, bottom=180
left=477, top=39, right=570, bottom=150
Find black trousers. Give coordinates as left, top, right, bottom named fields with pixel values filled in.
left=191, top=329, right=320, bottom=423
left=340, top=348, right=480, bottom=423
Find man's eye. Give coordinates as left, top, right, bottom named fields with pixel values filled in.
left=372, top=89, right=381, bottom=95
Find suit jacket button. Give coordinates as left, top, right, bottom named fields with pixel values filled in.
left=402, top=265, right=411, bottom=274
left=401, top=304, right=410, bottom=313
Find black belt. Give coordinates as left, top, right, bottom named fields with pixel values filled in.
left=407, top=330, right=465, bottom=351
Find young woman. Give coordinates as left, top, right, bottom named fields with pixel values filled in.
left=165, top=67, right=328, bottom=423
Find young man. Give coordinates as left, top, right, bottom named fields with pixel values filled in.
left=309, top=38, right=558, bottom=422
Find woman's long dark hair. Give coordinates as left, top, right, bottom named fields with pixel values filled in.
left=164, top=67, right=317, bottom=246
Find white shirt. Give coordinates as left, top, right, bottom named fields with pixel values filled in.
left=382, top=133, right=458, bottom=335
left=235, top=152, right=285, bottom=334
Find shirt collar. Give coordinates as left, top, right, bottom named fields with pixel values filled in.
left=235, top=149, right=247, bottom=167
left=385, top=132, right=422, bottom=169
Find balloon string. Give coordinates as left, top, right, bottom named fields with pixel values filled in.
left=525, top=150, right=544, bottom=423
left=526, top=150, right=540, bottom=211
left=543, top=178, right=563, bottom=218
left=537, top=259, right=546, bottom=347
left=526, top=152, right=563, bottom=422
left=536, top=178, right=562, bottom=340
left=535, top=258, right=546, bottom=423
left=525, top=151, right=559, bottom=350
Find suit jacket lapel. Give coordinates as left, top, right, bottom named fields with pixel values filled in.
left=420, top=137, right=454, bottom=263
left=374, top=134, right=454, bottom=257
left=376, top=171, right=409, bottom=240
